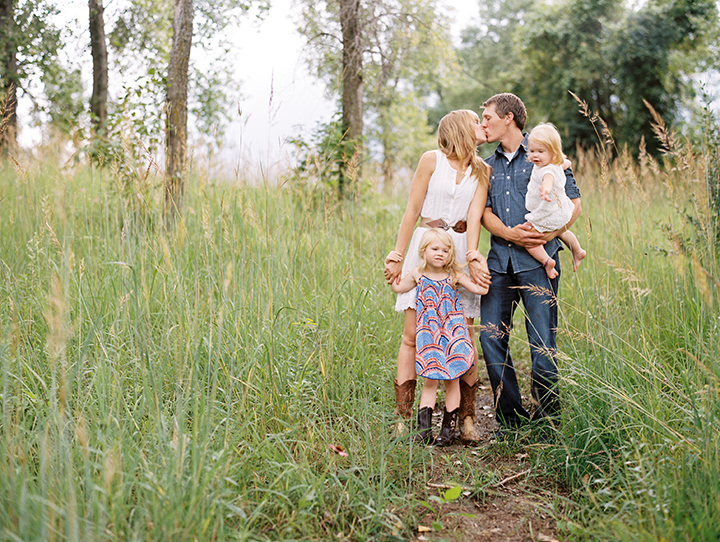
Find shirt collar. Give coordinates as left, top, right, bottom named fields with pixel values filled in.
left=493, top=133, right=529, bottom=160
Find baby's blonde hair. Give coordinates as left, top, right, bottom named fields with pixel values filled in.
left=528, top=123, right=565, bottom=166
left=438, top=110, right=489, bottom=188
left=418, top=228, right=464, bottom=286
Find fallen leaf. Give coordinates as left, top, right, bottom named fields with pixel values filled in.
left=418, top=525, right=432, bottom=533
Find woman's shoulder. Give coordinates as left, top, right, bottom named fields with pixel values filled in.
left=417, top=150, right=439, bottom=172
left=422, top=150, right=441, bottom=163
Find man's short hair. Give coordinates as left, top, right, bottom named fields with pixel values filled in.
left=483, top=93, right=527, bottom=131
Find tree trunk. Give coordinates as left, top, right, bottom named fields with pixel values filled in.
left=338, top=0, right=363, bottom=196
left=165, top=0, right=194, bottom=221
left=89, top=0, right=108, bottom=142
left=0, top=0, right=17, bottom=153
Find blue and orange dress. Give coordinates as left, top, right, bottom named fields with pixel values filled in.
left=414, top=275, right=473, bottom=380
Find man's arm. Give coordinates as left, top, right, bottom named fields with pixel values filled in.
left=482, top=206, right=547, bottom=248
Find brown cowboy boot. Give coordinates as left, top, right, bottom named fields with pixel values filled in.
left=459, top=379, right=481, bottom=445
left=393, top=379, right=416, bottom=436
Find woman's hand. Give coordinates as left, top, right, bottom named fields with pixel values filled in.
left=384, top=251, right=403, bottom=284
left=466, top=250, right=491, bottom=289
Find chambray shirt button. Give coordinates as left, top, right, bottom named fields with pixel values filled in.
left=506, top=191, right=509, bottom=195
left=506, top=208, right=510, bottom=212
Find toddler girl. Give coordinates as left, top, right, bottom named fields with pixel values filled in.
left=525, top=123, right=587, bottom=278
left=390, top=228, right=488, bottom=445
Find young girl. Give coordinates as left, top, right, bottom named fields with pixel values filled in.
left=525, top=123, right=587, bottom=278
left=390, top=228, right=488, bottom=446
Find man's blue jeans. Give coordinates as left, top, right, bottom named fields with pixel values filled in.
left=479, top=261, right=560, bottom=428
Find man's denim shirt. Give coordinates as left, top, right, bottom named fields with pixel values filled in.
left=484, top=134, right=581, bottom=274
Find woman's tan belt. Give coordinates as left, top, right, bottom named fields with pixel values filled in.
left=419, top=217, right=467, bottom=233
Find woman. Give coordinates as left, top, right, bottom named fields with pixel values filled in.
left=384, top=109, right=491, bottom=444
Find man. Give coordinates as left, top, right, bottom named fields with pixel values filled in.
left=468, top=93, right=582, bottom=429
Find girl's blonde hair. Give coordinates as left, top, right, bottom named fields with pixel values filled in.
left=438, top=110, right=489, bottom=188
left=528, top=123, right=565, bottom=166
left=418, top=228, right=464, bottom=286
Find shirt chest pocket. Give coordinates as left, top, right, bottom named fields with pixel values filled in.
left=514, top=167, right=530, bottom=199
left=489, top=173, right=504, bottom=198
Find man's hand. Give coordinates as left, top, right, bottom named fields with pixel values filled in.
left=506, top=222, right=547, bottom=248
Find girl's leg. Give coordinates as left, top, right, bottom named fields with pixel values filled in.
left=419, top=378, right=439, bottom=410
left=459, top=318, right=481, bottom=444
left=444, top=378, right=460, bottom=411
left=394, top=309, right=417, bottom=434
left=527, top=245, right=558, bottom=279
left=559, top=230, right=586, bottom=272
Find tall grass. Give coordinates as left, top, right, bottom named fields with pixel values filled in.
left=0, top=157, right=429, bottom=541
left=546, top=107, right=720, bottom=539
left=1, top=104, right=719, bottom=540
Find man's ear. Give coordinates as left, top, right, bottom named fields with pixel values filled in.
left=504, top=112, right=514, bottom=126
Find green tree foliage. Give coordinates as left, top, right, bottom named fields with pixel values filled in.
left=107, top=0, right=268, bottom=153
left=0, top=0, right=73, bottom=148
left=41, top=61, right=84, bottom=137
left=607, top=0, right=717, bottom=154
left=449, top=0, right=719, bottom=155
left=363, top=0, right=455, bottom=187
left=517, top=0, right=621, bottom=147
left=296, top=0, right=456, bottom=190
left=439, top=0, right=536, bottom=120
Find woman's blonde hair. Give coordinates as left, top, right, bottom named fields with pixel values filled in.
left=438, top=110, right=489, bottom=188
left=528, top=123, right=565, bottom=166
left=418, top=228, right=464, bottom=286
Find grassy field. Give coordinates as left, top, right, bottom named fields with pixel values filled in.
left=0, top=130, right=718, bottom=541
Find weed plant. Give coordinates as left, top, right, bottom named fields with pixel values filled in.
left=0, top=157, right=432, bottom=541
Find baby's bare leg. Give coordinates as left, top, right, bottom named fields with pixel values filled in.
left=560, top=230, right=587, bottom=272
left=527, top=245, right=558, bottom=279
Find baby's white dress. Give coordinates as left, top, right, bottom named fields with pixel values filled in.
left=525, top=164, right=574, bottom=232
left=395, top=150, right=481, bottom=318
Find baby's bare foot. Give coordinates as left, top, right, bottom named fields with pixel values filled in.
left=572, top=248, right=587, bottom=272
left=544, top=258, right=559, bottom=279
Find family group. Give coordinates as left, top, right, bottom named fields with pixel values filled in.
left=384, top=92, right=587, bottom=446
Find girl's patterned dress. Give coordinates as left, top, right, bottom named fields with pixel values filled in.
left=415, top=275, right=473, bottom=380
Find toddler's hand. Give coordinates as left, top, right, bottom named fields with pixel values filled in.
left=540, top=185, right=552, bottom=202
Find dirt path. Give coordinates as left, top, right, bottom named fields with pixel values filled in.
left=414, top=374, right=568, bottom=542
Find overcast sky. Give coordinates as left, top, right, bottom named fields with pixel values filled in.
left=229, top=0, right=478, bottom=176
